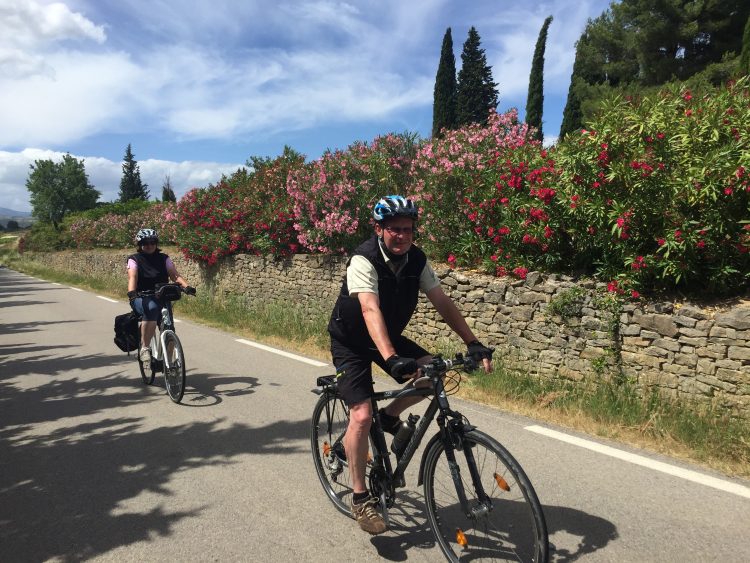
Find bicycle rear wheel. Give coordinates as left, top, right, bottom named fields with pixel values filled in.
left=162, top=331, right=186, bottom=403
left=311, top=393, right=356, bottom=517
left=423, top=430, right=548, bottom=562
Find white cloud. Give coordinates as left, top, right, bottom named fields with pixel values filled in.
left=0, top=149, right=245, bottom=212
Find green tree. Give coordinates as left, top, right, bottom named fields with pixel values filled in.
left=432, top=27, right=458, bottom=138
left=6, top=220, right=19, bottom=231
left=456, top=27, right=499, bottom=127
left=118, top=144, right=149, bottom=202
left=525, top=16, right=553, bottom=142
left=26, top=153, right=100, bottom=229
left=741, top=12, right=750, bottom=76
left=161, top=174, right=177, bottom=202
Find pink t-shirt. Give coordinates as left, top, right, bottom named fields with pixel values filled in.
left=127, top=257, right=175, bottom=271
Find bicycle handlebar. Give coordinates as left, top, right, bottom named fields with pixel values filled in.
left=420, top=353, right=479, bottom=377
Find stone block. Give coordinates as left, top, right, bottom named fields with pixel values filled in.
left=633, top=312, right=678, bottom=337
left=673, top=353, right=698, bottom=368
left=677, top=305, right=708, bottom=320
left=510, top=306, right=534, bottom=321
left=678, top=327, right=708, bottom=338
left=697, top=357, right=717, bottom=375
left=728, top=346, right=750, bottom=361
left=715, top=308, right=750, bottom=330
left=673, top=315, right=698, bottom=328
left=695, top=344, right=727, bottom=359
left=716, top=367, right=746, bottom=384
left=621, top=350, right=663, bottom=368
left=518, top=291, right=547, bottom=305
left=652, top=338, right=681, bottom=353
left=678, top=335, right=708, bottom=347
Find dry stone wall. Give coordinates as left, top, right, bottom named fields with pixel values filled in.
left=29, top=249, right=750, bottom=418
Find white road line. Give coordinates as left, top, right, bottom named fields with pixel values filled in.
left=97, top=296, right=118, bottom=303
left=174, top=319, right=182, bottom=323
left=235, top=338, right=328, bottom=367
left=526, top=425, right=750, bottom=499
left=51, top=282, right=61, bottom=286
left=68, top=287, right=83, bottom=292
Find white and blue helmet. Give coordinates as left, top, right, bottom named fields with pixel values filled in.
left=135, top=228, right=158, bottom=243
left=373, top=195, right=418, bottom=222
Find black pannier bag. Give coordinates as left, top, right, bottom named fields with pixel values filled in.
left=114, top=312, right=139, bottom=353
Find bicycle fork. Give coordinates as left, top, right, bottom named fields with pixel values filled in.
left=443, top=422, right=493, bottom=520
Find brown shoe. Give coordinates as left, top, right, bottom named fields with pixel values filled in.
left=351, top=496, right=387, bottom=535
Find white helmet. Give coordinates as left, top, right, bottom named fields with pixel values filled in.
left=135, top=228, right=158, bottom=243
left=372, top=195, right=418, bottom=222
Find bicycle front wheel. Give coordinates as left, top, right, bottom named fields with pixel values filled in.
left=162, top=331, right=186, bottom=403
left=138, top=334, right=156, bottom=385
left=311, top=393, right=355, bottom=517
left=423, top=430, right=548, bottom=562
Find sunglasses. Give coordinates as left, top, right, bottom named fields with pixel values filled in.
left=384, top=226, right=414, bottom=236
left=141, top=239, right=158, bottom=246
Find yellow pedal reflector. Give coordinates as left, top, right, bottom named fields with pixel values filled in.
left=323, top=441, right=331, bottom=456
left=494, top=473, right=511, bottom=491
left=456, top=528, right=468, bottom=548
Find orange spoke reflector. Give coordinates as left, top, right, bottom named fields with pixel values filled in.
left=494, top=473, right=511, bottom=491
left=367, top=452, right=373, bottom=462
left=456, top=528, right=468, bottom=548
left=323, top=441, right=331, bottom=456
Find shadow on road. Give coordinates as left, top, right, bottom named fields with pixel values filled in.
left=367, top=490, right=617, bottom=562
left=0, top=340, right=308, bottom=562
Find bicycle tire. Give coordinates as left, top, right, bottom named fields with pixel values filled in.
left=138, top=334, right=156, bottom=385
left=162, top=331, right=186, bottom=403
left=423, top=429, right=548, bottom=562
left=311, top=393, right=355, bottom=517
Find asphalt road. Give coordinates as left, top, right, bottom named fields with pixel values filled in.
left=1, top=267, right=748, bottom=562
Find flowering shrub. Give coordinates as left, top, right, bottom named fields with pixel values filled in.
left=408, top=109, right=565, bottom=276
left=287, top=133, right=418, bottom=253
left=176, top=149, right=304, bottom=265
left=68, top=202, right=178, bottom=248
left=555, top=77, right=750, bottom=293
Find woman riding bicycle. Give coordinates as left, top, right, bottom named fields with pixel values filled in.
left=327, top=195, right=493, bottom=535
left=127, top=228, right=194, bottom=364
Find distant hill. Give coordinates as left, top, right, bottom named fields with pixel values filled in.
left=0, top=207, right=30, bottom=217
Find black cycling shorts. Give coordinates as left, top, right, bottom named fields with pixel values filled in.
left=330, top=336, right=430, bottom=406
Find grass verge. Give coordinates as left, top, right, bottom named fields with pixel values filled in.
left=3, top=249, right=749, bottom=479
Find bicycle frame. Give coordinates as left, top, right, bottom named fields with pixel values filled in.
left=366, top=360, right=492, bottom=517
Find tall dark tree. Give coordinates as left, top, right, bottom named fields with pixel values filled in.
left=455, top=27, right=499, bottom=127
left=26, top=153, right=100, bottom=229
left=6, top=220, right=19, bottom=231
left=525, top=16, right=553, bottom=142
left=741, top=12, right=750, bottom=76
left=118, top=144, right=149, bottom=202
left=432, top=27, right=458, bottom=138
left=161, top=174, right=177, bottom=202
left=560, top=32, right=591, bottom=139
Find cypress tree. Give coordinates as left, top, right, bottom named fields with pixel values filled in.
left=118, top=144, right=149, bottom=202
left=560, top=33, right=589, bottom=139
left=161, top=174, right=177, bottom=202
left=432, top=28, right=458, bottom=138
left=456, top=27, right=499, bottom=127
left=740, top=12, right=750, bottom=77
left=525, top=16, right=553, bottom=142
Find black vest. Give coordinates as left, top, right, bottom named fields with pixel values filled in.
left=328, top=235, right=427, bottom=347
left=129, top=251, right=169, bottom=292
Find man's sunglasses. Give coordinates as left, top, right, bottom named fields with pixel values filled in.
left=384, top=226, right=414, bottom=236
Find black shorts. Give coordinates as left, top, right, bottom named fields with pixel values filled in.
left=330, top=336, right=430, bottom=406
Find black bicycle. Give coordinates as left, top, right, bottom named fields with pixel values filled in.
left=136, top=283, right=193, bottom=403
left=311, top=354, right=549, bottom=562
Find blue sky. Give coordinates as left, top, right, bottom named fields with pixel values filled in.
left=0, top=0, right=613, bottom=213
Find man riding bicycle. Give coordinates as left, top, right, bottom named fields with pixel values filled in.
left=127, top=228, right=195, bottom=364
left=328, top=195, right=493, bottom=535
